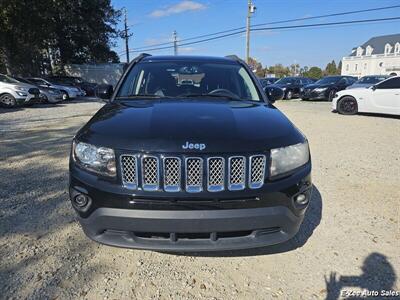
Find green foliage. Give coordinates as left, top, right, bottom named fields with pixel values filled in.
left=0, top=0, right=121, bottom=75
left=303, top=66, right=323, bottom=79
left=266, top=64, right=290, bottom=78
left=325, top=60, right=340, bottom=75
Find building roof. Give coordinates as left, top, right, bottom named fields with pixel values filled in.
left=349, top=33, right=400, bottom=56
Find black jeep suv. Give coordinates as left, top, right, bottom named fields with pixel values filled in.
left=69, top=54, right=312, bottom=251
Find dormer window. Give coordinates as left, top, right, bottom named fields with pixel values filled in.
left=366, top=45, right=373, bottom=56
left=395, top=43, right=400, bottom=55
left=385, top=43, right=392, bottom=55
left=356, top=46, right=363, bottom=56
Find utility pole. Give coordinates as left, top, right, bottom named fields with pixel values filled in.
left=124, top=8, right=130, bottom=63
left=246, top=0, right=256, bottom=64
left=173, top=30, right=178, bottom=55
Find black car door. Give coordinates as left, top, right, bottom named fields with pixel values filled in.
left=336, top=78, right=348, bottom=91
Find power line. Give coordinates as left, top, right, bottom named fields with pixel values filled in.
left=122, top=4, right=400, bottom=53
left=125, top=16, right=400, bottom=54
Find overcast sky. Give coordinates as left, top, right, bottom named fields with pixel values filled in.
left=112, top=0, right=400, bottom=68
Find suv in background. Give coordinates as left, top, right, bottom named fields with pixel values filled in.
left=301, top=76, right=357, bottom=101
left=48, top=76, right=97, bottom=96
left=270, top=77, right=315, bottom=99
left=69, top=54, right=312, bottom=251
left=0, top=74, right=40, bottom=108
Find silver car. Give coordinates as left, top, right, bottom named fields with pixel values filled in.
left=0, top=74, right=40, bottom=108
left=13, top=77, right=63, bottom=104
left=27, top=77, right=80, bottom=100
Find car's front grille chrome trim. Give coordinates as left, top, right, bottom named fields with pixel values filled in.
left=249, top=155, right=266, bottom=189
left=185, top=157, right=203, bottom=193
left=120, top=155, right=138, bottom=189
left=163, top=157, right=181, bottom=192
left=228, top=156, right=246, bottom=191
left=120, top=153, right=266, bottom=193
left=141, top=156, right=160, bottom=191
left=207, top=157, right=225, bottom=192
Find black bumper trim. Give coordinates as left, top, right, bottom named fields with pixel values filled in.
left=78, top=206, right=304, bottom=251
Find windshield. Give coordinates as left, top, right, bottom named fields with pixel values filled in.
left=117, top=61, right=261, bottom=101
left=357, top=76, right=387, bottom=84
left=315, top=76, right=341, bottom=84
left=0, top=74, right=19, bottom=84
left=275, top=77, right=294, bottom=85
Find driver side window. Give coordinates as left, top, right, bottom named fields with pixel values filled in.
left=376, top=78, right=400, bottom=89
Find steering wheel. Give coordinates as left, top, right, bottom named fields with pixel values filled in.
left=208, top=89, right=239, bottom=99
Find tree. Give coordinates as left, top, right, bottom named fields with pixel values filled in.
left=267, top=64, right=290, bottom=78
left=325, top=60, right=339, bottom=75
left=304, top=66, right=323, bottom=79
left=0, top=0, right=121, bottom=75
left=247, top=57, right=265, bottom=77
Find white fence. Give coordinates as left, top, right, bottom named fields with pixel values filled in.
left=64, top=63, right=126, bottom=86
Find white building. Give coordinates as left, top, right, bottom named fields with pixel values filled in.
left=341, top=33, right=400, bottom=78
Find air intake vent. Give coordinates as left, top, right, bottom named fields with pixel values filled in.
left=163, top=157, right=181, bottom=192
left=185, top=157, right=203, bottom=193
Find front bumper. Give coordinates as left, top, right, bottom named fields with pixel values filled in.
left=301, top=90, right=327, bottom=100
left=78, top=206, right=305, bottom=251
left=69, top=162, right=312, bottom=251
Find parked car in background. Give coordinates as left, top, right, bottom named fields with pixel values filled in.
left=270, top=77, right=315, bottom=99
left=26, top=77, right=81, bottom=100
left=332, top=76, right=400, bottom=116
left=48, top=76, right=97, bottom=96
left=0, top=74, right=40, bottom=108
left=13, top=77, right=63, bottom=104
left=259, top=77, right=278, bottom=87
left=301, top=76, right=357, bottom=101
left=346, top=75, right=389, bottom=89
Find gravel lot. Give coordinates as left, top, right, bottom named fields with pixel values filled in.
left=1, top=99, right=399, bottom=299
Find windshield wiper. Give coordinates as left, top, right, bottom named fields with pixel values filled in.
left=116, top=94, right=172, bottom=99
left=177, top=94, right=240, bottom=100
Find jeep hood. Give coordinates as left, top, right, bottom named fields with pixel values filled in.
left=77, top=99, right=305, bottom=153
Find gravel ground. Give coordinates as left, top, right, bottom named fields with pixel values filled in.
left=0, top=99, right=399, bottom=299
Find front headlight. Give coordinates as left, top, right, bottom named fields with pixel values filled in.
left=72, top=140, right=116, bottom=177
left=16, top=86, right=28, bottom=91
left=270, top=141, right=310, bottom=177
left=314, top=87, right=327, bottom=93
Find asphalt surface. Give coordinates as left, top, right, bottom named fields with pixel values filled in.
left=0, top=98, right=399, bottom=299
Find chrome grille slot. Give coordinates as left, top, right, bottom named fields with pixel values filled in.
left=142, top=156, right=159, bottom=191
left=164, top=157, right=181, bottom=192
left=207, top=157, right=224, bottom=192
left=185, top=157, right=203, bottom=193
left=228, top=156, right=246, bottom=191
left=249, top=155, right=266, bottom=189
left=120, top=155, right=138, bottom=189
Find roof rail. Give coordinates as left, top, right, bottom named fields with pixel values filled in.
left=225, top=55, right=241, bottom=61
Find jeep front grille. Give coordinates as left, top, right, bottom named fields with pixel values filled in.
left=120, top=154, right=266, bottom=193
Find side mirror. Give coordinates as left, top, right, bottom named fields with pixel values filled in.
left=371, top=85, right=376, bottom=91
left=96, top=84, right=113, bottom=100
left=264, top=86, right=284, bottom=103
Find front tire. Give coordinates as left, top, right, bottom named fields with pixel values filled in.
left=337, top=96, right=358, bottom=115
left=61, top=91, right=69, bottom=101
left=0, top=93, right=17, bottom=108
left=328, top=89, right=336, bottom=102
left=285, top=90, right=293, bottom=100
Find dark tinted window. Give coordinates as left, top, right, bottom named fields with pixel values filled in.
left=376, top=77, right=400, bottom=89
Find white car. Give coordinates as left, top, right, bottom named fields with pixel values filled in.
left=332, top=76, right=400, bottom=116
left=0, top=74, right=40, bottom=108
